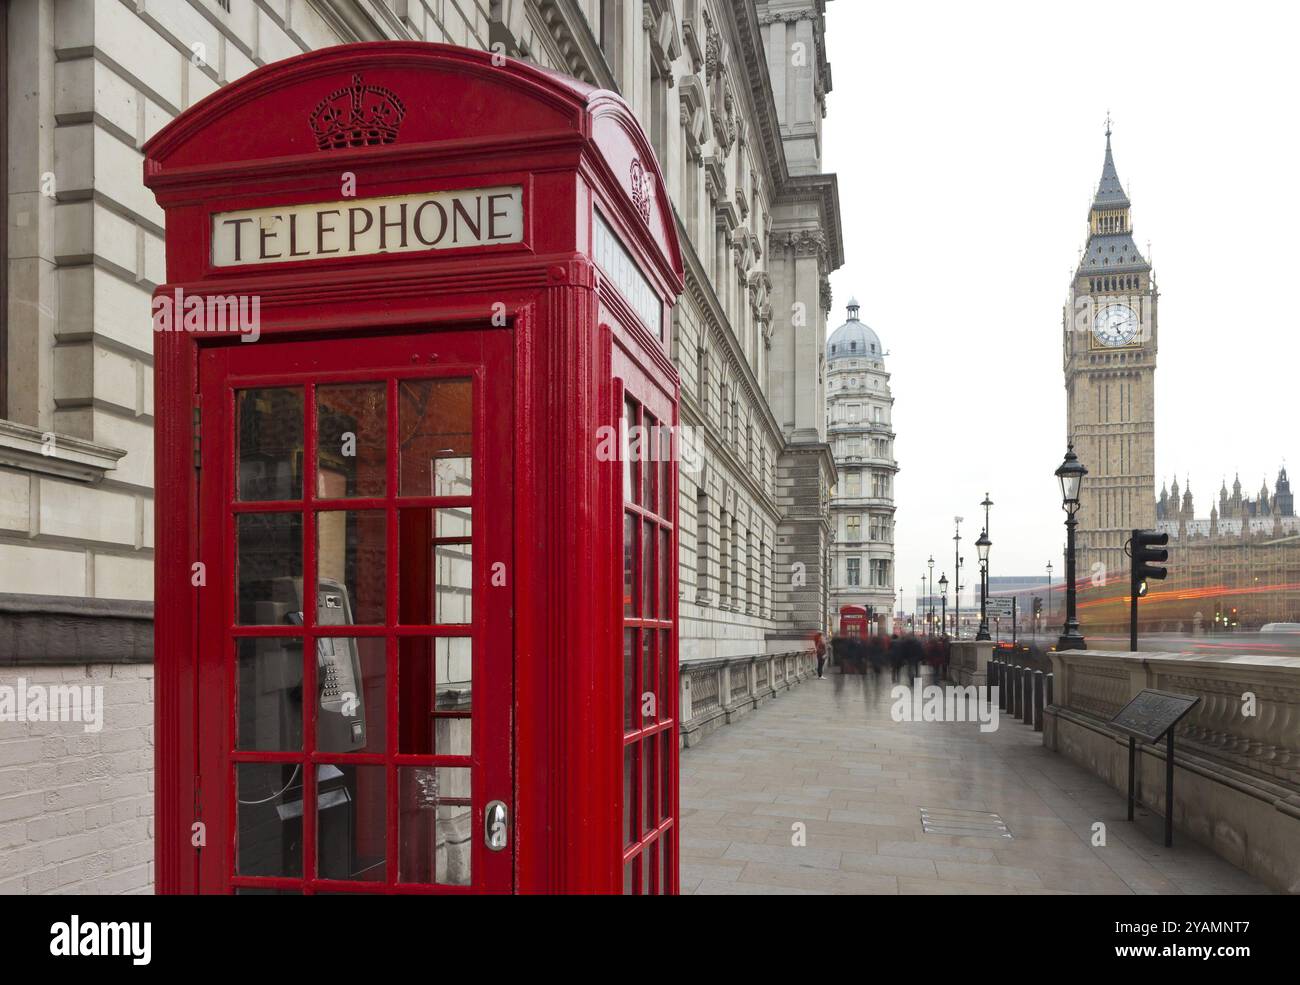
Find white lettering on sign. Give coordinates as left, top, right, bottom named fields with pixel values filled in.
left=212, top=186, right=524, bottom=266
left=593, top=210, right=663, bottom=339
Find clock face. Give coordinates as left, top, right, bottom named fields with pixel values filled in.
left=1093, top=303, right=1139, bottom=347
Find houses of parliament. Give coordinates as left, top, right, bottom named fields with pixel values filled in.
left=1064, top=127, right=1300, bottom=631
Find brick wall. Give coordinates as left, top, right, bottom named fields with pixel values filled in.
left=0, top=664, right=154, bottom=894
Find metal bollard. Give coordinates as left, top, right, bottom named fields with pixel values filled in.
left=1022, top=666, right=1033, bottom=725
left=1045, top=672, right=1053, bottom=708
left=998, top=661, right=1009, bottom=711
left=1033, top=670, right=1044, bottom=731
left=1011, top=665, right=1022, bottom=718
left=987, top=659, right=998, bottom=708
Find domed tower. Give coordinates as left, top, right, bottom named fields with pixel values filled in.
left=826, top=299, right=898, bottom=633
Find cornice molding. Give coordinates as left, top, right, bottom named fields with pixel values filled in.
left=0, top=420, right=126, bottom=483
left=776, top=172, right=844, bottom=271
left=725, top=0, right=788, bottom=191
left=526, top=0, right=616, bottom=88
left=307, top=0, right=394, bottom=42
left=675, top=213, right=782, bottom=442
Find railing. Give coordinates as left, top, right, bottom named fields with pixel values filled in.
left=679, top=650, right=815, bottom=747
left=1046, top=649, right=1300, bottom=790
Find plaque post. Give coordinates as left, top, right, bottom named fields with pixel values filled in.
left=1109, top=689, right=1199, bottom=848
left=1127, top=737, right=1136, bottom=821
left=1165, top=729, right=1175, bottom=848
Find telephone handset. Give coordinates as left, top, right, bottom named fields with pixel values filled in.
left=269, top=576, right=367, bottom=751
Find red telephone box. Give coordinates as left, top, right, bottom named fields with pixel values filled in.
left=838, top=606, right=869, bottom=638
left=144, top=42, right=684, bottom=894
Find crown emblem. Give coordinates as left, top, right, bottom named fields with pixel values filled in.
left=629, top=158, right=653, bottom=224
left=309, top=74, right=406, bottom=150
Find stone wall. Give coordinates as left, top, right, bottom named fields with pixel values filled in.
left=1044, top=648, right=1300, bottom=893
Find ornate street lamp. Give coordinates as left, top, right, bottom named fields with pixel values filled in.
left=1055, top=443, right=1088, bottom=651
left=953, top=516, right=963, bottom=640
left=975, top=528, right=992, bottom=641
left=939, top=573, right=949, bottom=636
left=927, top=555, right=935, bottom=636
left=920, top=574, right=927, bottom=635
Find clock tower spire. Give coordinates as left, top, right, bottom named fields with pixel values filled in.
left=1063, top=122, right=1158, bottom=589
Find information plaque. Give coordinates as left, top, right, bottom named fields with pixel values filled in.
left=1109, top=689, right=1200, bottom=742
left=1108, top=688, right=1200, bottom=847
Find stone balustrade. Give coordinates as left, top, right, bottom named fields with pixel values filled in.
left=679, top=650, right=815, bottom=747
left=1044, top=648, right=1300, bottom=893
left=947, top=640, right=994, bottom=686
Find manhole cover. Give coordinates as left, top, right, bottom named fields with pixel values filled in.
left=919, top=807, right=1012, bottom=838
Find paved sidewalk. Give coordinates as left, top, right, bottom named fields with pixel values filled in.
left=679, top=672, right=1272, bottom=895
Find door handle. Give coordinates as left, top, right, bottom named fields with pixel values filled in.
left=484, top=800, right=509, bottom=851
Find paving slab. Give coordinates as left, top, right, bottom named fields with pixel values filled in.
left=680, top=673, right=1274, bottom=895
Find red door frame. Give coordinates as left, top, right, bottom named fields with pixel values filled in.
left=195, top=324, right=513, bottom=893
left=145, top=42, right=685, bottom=894
left=610, top=320, right=680, bottom=894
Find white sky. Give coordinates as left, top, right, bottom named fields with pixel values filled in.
left=821, top=1, right=1300, bottom=614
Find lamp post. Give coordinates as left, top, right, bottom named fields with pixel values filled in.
left=953, top=517, right=963, bottom=640
left=980, top=492, right=993, bottom=621
left=977, top=527, right=987, bottom=644
left=927, top=555, right=935, bottom=636
left=939, top=573, right=948, bottom=636
left=920, top=575, right=928, bottom=636
left=1046, top=560, right=1053, bottom=625
left=1056, top=443, right=1088, bottom=651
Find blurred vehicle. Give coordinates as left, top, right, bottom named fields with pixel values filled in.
left=1260, top=622, right=1300, bottom=633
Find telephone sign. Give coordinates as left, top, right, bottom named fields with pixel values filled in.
left=146, top=42, right=683, bottom=895
left=211, top=186, right=524, bottom=266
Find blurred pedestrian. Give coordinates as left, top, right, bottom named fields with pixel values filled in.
left=813, top=631, right=828, bottom=679
left=874, top=633, right=893, bottom=685
left=926, top=635, right=948, bottom=683
left=849, top=634, right=868, bottom=676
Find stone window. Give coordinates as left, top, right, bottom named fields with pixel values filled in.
left=846, top=557, right=861, bottom=587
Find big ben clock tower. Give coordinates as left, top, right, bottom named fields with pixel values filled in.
left=1063, top=122, right=1157, bottom=585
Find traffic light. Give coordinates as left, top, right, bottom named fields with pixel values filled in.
left=1032, top=596, right=1043, bottom=617
left=1132, top=529, right=1168, bottom=586
left=1129, top=529, right=1169, bottom=651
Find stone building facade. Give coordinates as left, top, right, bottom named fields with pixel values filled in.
left=0, top=0, right=840, bottom=893
left=1149, top=470, right=1300, bottom=630
left=825, top=299, right=896, bottom=634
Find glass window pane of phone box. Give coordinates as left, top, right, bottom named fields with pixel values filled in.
left=317, top=382, right=386, bottom=497
left=398, top=767, right=471, bottom=885
left=237, top=388, right=303, bottom=502
left=398, top=379, right=472, bottom=497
